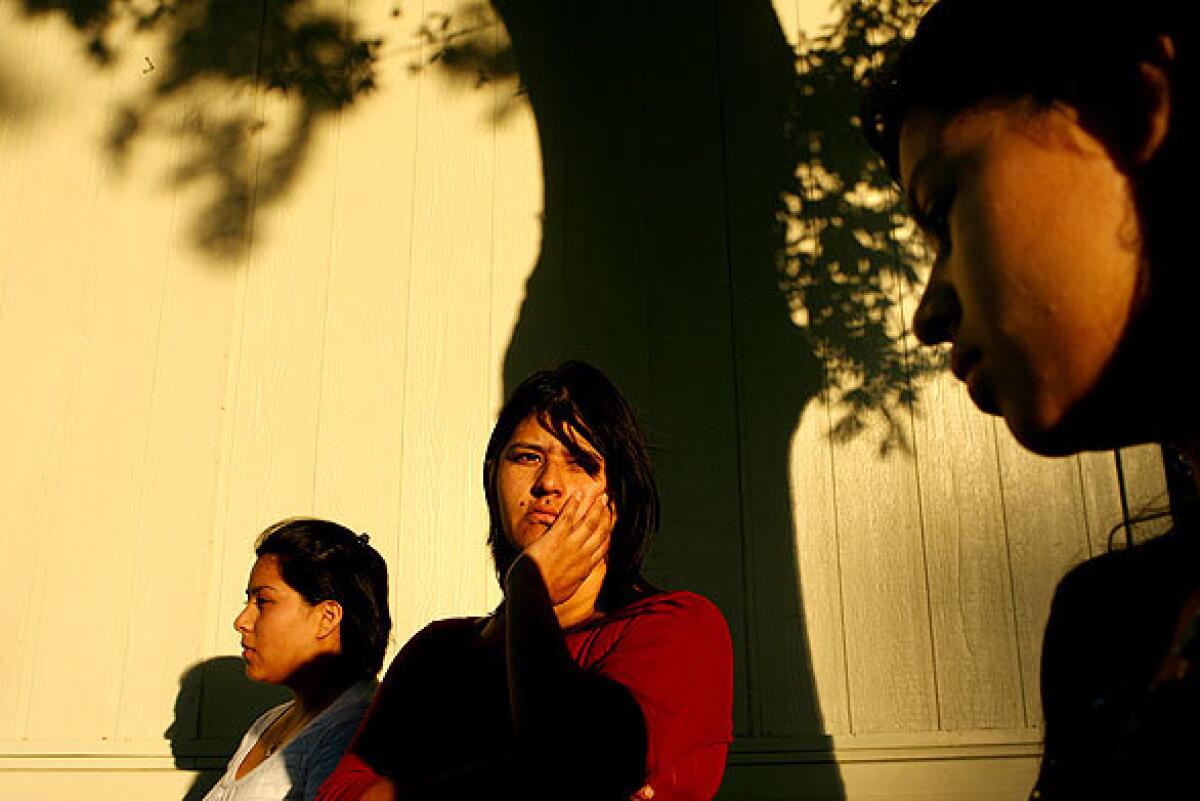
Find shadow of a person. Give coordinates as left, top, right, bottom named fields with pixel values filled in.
left=166, top=656, right=291, bottom=801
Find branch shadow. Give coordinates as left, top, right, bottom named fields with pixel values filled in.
left=165, top=656, right=290, bottom=801
left=17, top=0, right=385, bottom=261
left=783, top=0, right=940, bottom=452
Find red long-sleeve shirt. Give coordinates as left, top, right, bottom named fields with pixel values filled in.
left=316, top=562, right=732, bottom=801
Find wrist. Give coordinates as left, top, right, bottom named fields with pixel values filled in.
left=505, top=552, right=548, bottom=594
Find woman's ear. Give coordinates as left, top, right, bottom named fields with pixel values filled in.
left=1132, top=35, right=1175, bottom=164
left=315, top=600, right=343, bottom=640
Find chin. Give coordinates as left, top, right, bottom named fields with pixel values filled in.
left=242, top=663, right=271, bottom=684
left=995, top=391, right=1083, bottom=455
left=1003, top=396, right=1151, bottom=457
left=1005, top=419, right=1084, bottom=457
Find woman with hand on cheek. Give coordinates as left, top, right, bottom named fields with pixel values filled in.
left=205, top=518, right=391, bottom=801
left=317, top=361, right=733, bottom=801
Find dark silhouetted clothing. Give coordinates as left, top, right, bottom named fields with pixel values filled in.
left=316, top=557, right=732, bottom=801
left=1032, top=528, right=1200, bottom=799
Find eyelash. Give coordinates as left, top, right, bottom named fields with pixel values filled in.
left=507, top=450, right=601, bottom=476
left=921, top=191, right=956, bottom=248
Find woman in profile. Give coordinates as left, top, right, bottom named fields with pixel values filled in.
left=204, top=518, right=391, bottom=801
left=864, top=1, right=1198, bottom=796
left=317, top=361, right=733, bottom=801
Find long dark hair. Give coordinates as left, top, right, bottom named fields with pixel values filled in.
left=256, top=517, right=392, bottom=678
left=484, top=361, right=660, bottom=610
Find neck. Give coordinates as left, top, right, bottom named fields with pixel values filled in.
left=553, top=565, right=605, bottom=628
left=285, top=657, right=356, bottom=718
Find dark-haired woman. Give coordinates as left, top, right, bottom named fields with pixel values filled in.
left=863, top=1, right=1199, bottom=797
left=204, top=518, right=392, bottom=801
left=317, top=362, right=733, bottom=801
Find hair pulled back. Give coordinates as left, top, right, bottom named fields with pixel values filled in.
left=256, top=517, right=391, bottom=678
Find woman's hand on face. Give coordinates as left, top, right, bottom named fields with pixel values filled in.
left=522, top=489, right=614, bottom=605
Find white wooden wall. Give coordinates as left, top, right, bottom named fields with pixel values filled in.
left=0, top=1, right=1170, bottom=799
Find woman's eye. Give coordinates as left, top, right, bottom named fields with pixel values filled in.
left=509, top=451, right=540, bottom=465
left=921, top=190, right=955, bottom=252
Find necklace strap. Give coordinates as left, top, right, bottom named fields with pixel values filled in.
left=262, top=704, right=315, bottom=757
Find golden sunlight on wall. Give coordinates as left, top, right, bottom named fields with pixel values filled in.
left=0, top=1, right=1171, bottom=800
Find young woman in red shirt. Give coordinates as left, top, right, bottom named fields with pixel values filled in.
left=317, top=361, right=733, bottom=801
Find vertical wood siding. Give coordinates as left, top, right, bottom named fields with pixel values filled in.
left=0, top=1, right=1172, bottom=797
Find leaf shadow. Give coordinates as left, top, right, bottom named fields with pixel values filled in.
left=412, top=0, right=946, bottom=453
left=19, top=0, right=385, bottom=261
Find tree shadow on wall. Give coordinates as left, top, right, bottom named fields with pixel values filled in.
left=414, top=0, right=940, bottom=453
left=416, top=0, right=939, bottom=794
left=17, top=0, right=386, bottom=260
left=166, top=656, right=290, bottom=801
left=783, top=0, right=939, bottom=452
left=417, top=3, right=839, bottom=793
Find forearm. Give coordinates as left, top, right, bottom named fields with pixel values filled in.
left=504, top=554, right=577, bottom=726
left=503, top=555, right=647, bottom=795
left=319, top=734, right=541, bottom=801
left=398, top=752, right=551, bottom=800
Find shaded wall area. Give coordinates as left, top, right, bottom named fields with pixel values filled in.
left=490, top=0, right=830, bottom=755
left=167, top=658, right=290, bottom=801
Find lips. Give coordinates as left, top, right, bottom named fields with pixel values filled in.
left=950, top=347, right=1001, bottom=415
left=950, top=347, right=981, bottom=383
left=527, top=509, right=559, bottom=526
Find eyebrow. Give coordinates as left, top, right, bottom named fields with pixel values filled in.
left=505, top=441, right=546, bottom=452
left=245, top=585, right=277, bottom=595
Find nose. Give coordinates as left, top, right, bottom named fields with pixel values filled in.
left=234, top=603, right=253, bottom=634
left=912, top=263, right=961, bottom=346
left=531, top=459, right=564, bottom=498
